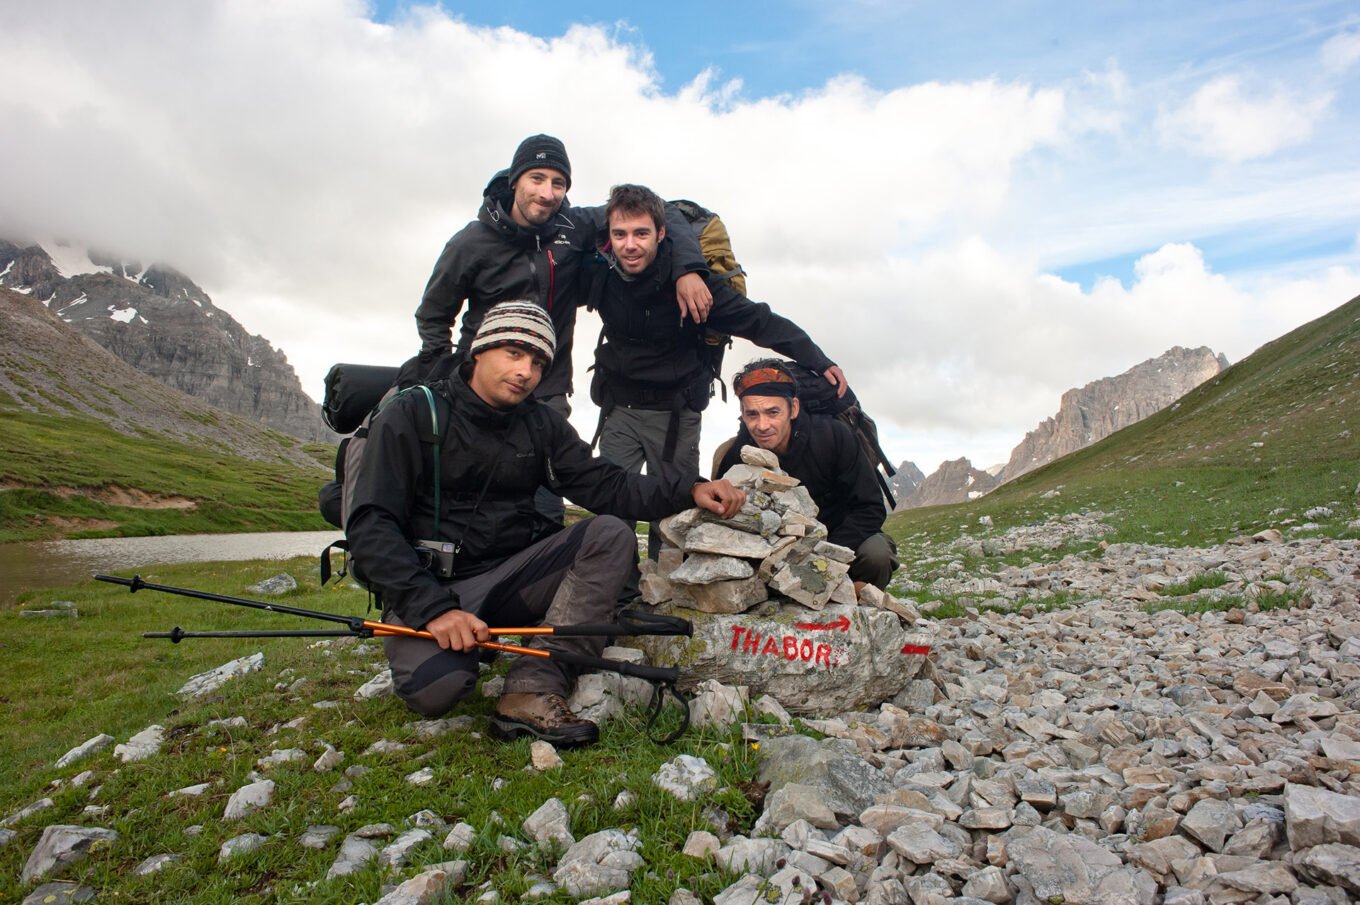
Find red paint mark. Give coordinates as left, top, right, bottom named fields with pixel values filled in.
left=793, top=615, right=851, bottom=632
left=900, top=643, right=932, bottom=656
left=728, top=622, right=846, bottom=670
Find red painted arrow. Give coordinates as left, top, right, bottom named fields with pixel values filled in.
left=900, top=643, right=932, bottom=656
left=794, top=615, right=851, bottom=632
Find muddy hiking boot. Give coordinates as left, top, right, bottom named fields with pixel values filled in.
left=491, top=692, right=600, bottom=747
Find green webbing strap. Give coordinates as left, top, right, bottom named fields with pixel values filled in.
left=415, top=385, right=441, bottom=538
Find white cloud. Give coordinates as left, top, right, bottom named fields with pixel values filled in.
left=1320, top=29, right=1360, bottom=73
left=0, top=1, right=1356, bottom=478
left=1156, top=75, right=1332, bottom=162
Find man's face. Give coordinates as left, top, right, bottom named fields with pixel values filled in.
left=510, top=167, right=568, bottom=227
left=740, top=395, right=800, bottom=456
left=608, top=210, right=665, bottom=276
left=468, top=345, right=546, bottom=409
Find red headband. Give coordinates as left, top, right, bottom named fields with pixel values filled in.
left=734, top=366, right=796, bottom=398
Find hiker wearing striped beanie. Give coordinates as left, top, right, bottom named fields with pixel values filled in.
left=348, top=303, right=749, bottom=748
left=466, top=300, right=557, bottom=409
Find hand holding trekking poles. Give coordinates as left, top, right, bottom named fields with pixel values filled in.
left=426, top=608, right=490, bottom=652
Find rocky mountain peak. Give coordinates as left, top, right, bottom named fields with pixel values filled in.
left=894, top=345, right=1226, bottom=510
left=0, top=239, right=332, bottom=443
left=1001, top=345, right=1227, bottom=483
left=899, top=457, right=1000, bottom=510
left=888, top=460, right=926, bottom=504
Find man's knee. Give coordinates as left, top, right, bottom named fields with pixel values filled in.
left=582, top=511, right=639, bottom=555
left=396, top=668, right=478, bottom=717
left=851, top=533, right=900, bottom=591
left=386, top=640, right=481, bottom=717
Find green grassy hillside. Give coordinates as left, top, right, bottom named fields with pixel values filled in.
left=1, top=287, right=332, bottom=541
left=0, top=410, right=331, bottom=542
left=889, top=294, right=1360, bottom=549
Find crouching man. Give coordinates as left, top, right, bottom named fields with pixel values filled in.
left=715, top=358, right=899, bottom=591
left=348, top=301, right=744, bottom=747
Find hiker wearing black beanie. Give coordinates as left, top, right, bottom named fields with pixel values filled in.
left=414, top=133, right=715, bottom=527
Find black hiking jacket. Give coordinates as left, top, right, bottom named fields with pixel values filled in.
left=346, top=369, right=697, bottom=629
left=717, top=412, right=885, bottom=551
left=415, top=172, right=707, bottom=399
left=585, top=239, right=837, bottom=404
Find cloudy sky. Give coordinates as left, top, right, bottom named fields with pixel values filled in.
left=4, top=1, right=1358, bottom=474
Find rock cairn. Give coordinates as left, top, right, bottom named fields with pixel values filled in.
left=633, top=445, right=931, bottom=715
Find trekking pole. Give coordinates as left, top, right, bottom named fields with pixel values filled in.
left=96, top=575, right=690, bottom=641
left=97, top=574, right=692, bottom=740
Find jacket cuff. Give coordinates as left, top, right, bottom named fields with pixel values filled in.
left=404, top=586, right=459, bottom=631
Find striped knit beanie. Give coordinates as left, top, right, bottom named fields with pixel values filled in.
left=470, top=301, right=556, bottom=365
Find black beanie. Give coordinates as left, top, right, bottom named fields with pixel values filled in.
left=508, top=134, right=571, bottom=190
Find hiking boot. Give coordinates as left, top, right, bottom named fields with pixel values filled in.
left=490, top=692, right=599, bottom=747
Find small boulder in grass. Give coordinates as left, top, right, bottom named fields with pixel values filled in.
left=247, top=573, right=297, bottom=595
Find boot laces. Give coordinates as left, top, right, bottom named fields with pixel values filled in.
left=543, top=693, right=584, bottom=726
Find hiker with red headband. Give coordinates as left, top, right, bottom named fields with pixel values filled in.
left=715, top=358, right=899, bottom=592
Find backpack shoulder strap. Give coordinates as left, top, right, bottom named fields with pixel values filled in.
left=711, top=436, right=738, bottom=479
left=393, top=383, right=452, bottom=537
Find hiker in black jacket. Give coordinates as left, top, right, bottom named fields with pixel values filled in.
left=586, top=183, right=848, bottom=559
left=414, top=135, right=712, bottom=527
left=350, top=301, right=745, bottom=746
left=715, top=359, right=899, bottom=591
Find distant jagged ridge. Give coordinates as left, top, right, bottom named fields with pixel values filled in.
left=1000, top=345, right=1228, bottom=483
left=887, top=460, right=926, bottom=505
left=898, top=458, right=1000, bottom=510
left=0, top=240, right=332, bottom=443
left=894, top=345, right=1227, bottom=510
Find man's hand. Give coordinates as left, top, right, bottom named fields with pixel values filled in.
left=824, top=365, right=849, bottom=399
left=691, top=479, right=746, bottom=519
left=676, top=272, right=713, bottom=323
left=425, top=609, right=489, bottom=652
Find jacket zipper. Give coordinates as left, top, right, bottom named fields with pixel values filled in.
left=547, top=248, right=556, bottom=313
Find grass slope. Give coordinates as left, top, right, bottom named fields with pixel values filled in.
left=1, top=286, right=333, bottom=541
left=888, top=294, right=1360, bottom=550
left=0, top=560, right=761, bottom=903
left=0, top=410, right=331, bottom=542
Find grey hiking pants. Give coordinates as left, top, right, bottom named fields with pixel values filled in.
left=382, top=515, right=634, bottom=717
left=850, top=531, right=900, bottom=591
left=597, top=405, right=702, bottom=560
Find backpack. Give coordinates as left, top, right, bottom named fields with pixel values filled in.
left=715, top=363, right=901, bottom=508
left=318, top=361, right=445, bottom=589
left=671, top=199, right=744, bottom=404
left=670, top=199, right=746, bottom=296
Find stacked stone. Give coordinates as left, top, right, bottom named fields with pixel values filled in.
left=643, top=444, right=858, bottom=613
left=632, top=445, right=931, bottom=716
